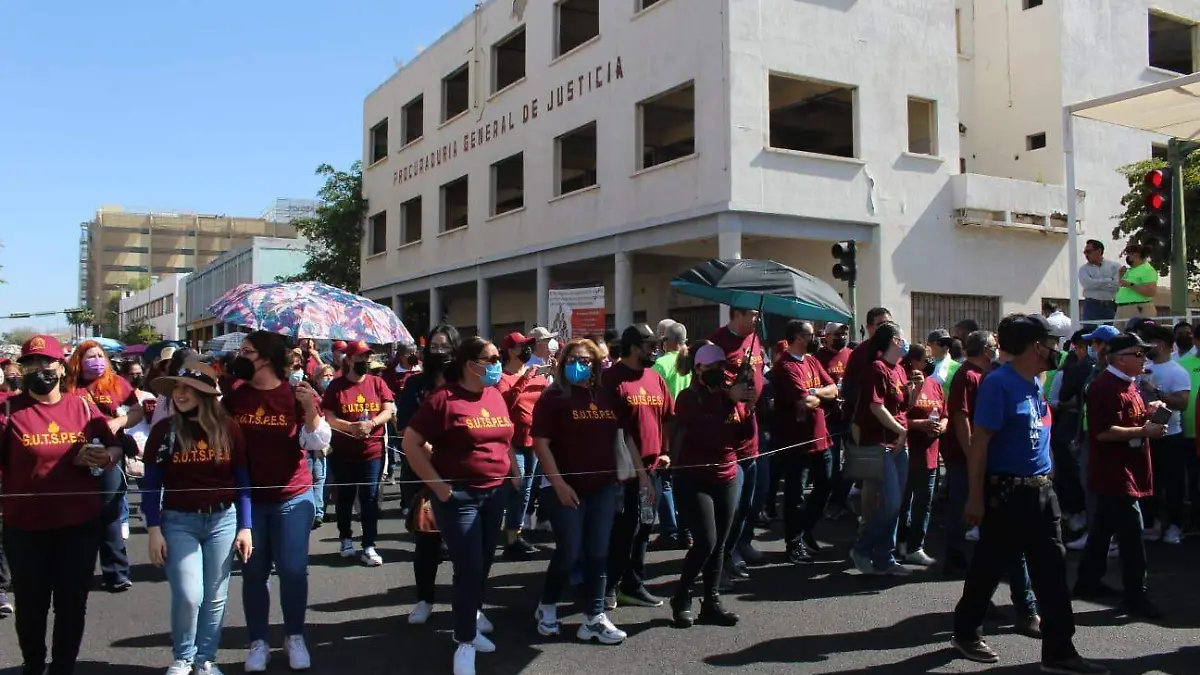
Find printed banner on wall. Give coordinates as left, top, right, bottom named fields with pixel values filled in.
left=548, top=287, right=605, bottom=342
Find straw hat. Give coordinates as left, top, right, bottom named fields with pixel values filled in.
left=150, top=358, right=221, bottom=396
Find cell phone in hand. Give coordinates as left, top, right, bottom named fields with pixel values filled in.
left=1150, top=407, right=1172, bottom=425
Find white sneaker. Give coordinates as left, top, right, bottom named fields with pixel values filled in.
left=339, top=539, right=355, bottom=558
left=408, top=600, right=433, bottom=625
left=193, top=662, right=224, bottom=675
left=1108, top=540, right=1120, bottom=559
left=535, top=604, right=560, bottom=636
left=878, top=562, right=912, bottom=576
left=453, top=643, right=476, bottom=675
left=243, top=640, right=270, bottom=673
left=1142, top=522, right=1162, bottom=541
left=476, top=610, right=494, bottom=634
left=1164, top=524, right=1183, bottom=545
left=577, top=613, right=627, bottom=645
left=456, top=632, right=495, bottom=653
left=522, top=514, right=534, bottom=531
left=965, top=527, right=980, bottom=542
left=285, top=635, right=310, bottom=670
left=121, top=522, right=131, bottom=540
left=535, top=519, right=553, bottom=532
left=360, top=546, right=383, bottom=567
left=166, top=660, right=192, bottom=675
left=1068, top=512, right=1087, bottom=532
left=1065, top=533, right=1088, bottom=551
left=849, top=548, right=876, bottom=575
left=903, top=549, right=937, bottom=566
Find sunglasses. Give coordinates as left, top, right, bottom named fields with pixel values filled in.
left=1114, top=350, right=1145, bottom=359
left=566, top=356, right=594, bottom=365
left=474, top=355, right=503, bottom=365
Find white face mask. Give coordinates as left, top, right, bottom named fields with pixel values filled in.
left=546, top=338, right=559, bottom=355
left=395, top=363, right=408, bottom=373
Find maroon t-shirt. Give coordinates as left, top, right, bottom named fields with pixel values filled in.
left=772, top=354, right=835, bottom=453
left=222, top=383, right=313, bottom=503
left=674, top=387, right=751, bottom=485
left=321, top=374, right=394, bottom=462
left=531, top=385, right=622, bottom=495
left=907, top=378, right=946, bottom=470
left=1086, top=370, right=1154, bottom=498
left=407, top=384, right=514, bottom=489
left=706, top=327, right=764, bottom=456
left=854, top=360, right=909, bottom=449
left=382, top=368, right=415, bottom=399
left=498, top=370, right=550, bottom=449
left=146, top=417, right=247, bottom=512
left=943, top=361, right=988, bottom=464
left=602, top=363, right=673, bottom=465
left=815, top=345, right=852, bottom=424
left=82, top=377, right=137, bottom=419
left=0, top=392, right=117, bottom=530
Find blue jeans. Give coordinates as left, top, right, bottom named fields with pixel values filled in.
left=853, top=447, right=909, bottom=569
left=431, top=486, right=505, bottom=643
left=243, top=491, right=314, bottom=642
left=900, top=467, right=938, bottom=552
left=726, top=457, right=758, bottom=556
left=162, top=508, right=237, bottom=665
left=1081, top=298, right=1116, bottom=322
left=308, top=453, right=327, bottom=520
left=541, top=483, right=619, bottom=617
left=827, top=423, right=853, bottom=509
left=332, top=457, right=383, bottom=548
left=657, top=470, right=679, bottom=538
left=505, top=447, right=538, bottom=532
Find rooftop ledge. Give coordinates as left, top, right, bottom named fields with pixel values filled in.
left=950, top=173, right=1085, bottom=235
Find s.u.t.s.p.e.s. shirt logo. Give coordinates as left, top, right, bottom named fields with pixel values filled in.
left=21, top=420, right=87, bottom=447
left=625, top=386, right=665, bottom=408
left=235, top=405, right=292, bottom=428
left=342, top=393, right=382, bottom=416
left=171, top=438, right=225, bottom=464
left=464, top=407, right=514, bottom=430
left=572, top=401, right=619, bottom=421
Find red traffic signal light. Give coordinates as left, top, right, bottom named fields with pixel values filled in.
left=1144, top=168, right=1169, bottom=190
left=1146, top=191, right=1168, bottom=210
left=831, top=241, right=856, bottom=283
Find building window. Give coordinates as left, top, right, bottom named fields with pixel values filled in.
left=368, top=211, right=387, bottom=255
left=441, top=176, right=469, bottom=232
left=768, top=74, right=856, bottom=158
left=556, top=0, right=600, bottom=57
left=1023, top=0, right=1042, bottom=9
left=493, top=27, right=526, bottom=93
left=910, top=292, right=1000, bottom=343
left=442, top=65, right=470, bottom=122
left=369, top=118, right=388, bottom=164
left=638, top=0, right=663, bottom=10
left=491, top=153, right=525, bottom=215
left=556, top=122, right=598, bottom=195
left=959, top=157, right=967, bottom=173
left=955, top=9, right=963, bottom=54
left=1026, top=132, right=1047, bottom=151
left=1149, top=12, right=1196, bottom=74
left=906, top=97, right=937, bottom=155
left=1152, top=143, right=1169, bottom=160
left=402, top=95, right=424, bottom=145
left=401, top=196, right=423, bottom=245
left=638, top=82, right=695, bottom=169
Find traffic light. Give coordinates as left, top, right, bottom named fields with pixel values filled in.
left=831, top=241, right=857, bottom=283
left=1142, top=168, right=1172, bottom=256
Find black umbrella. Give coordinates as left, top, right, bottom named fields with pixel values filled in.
left=671, top=259, right=852, bottom=322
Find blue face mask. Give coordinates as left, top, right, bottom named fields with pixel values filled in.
left=319, top=378, right=333, bottom=390
left=1087, top=346, right=1098, bottom=360
left=565, top=361, right=592, bottom=385
left=480, top=362, right=503, bottom=387
left=288, top=370, right=304, bottom=386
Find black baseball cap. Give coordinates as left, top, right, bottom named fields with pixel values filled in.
left=620, top=324, right=656, bottom=349
left=1106, top=333, right=1152, bottom=355
left=1139, top=324, right=1174, bottom=346
left=997, top=314, right=1054, bottom=353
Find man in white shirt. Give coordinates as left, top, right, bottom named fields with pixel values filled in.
left=1042, top=300, right=1074, bottom=344
left=1139, top=324, right=1191, bottom=545
left=1078, top=239, right=1121, bottom=323
left=926, top=329, right=955, bottom=385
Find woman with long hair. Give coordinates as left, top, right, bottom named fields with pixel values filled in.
left=531, top=338, right=631, bottom=644
left=143, top=359, right=254, bottom=675
left=310, top=364, right=336, bottom=528
left=66, top=341, right=142, bottom=592
left=403, top=336, right=519, bottom=675
left=221, top=331, right=330, bottom=672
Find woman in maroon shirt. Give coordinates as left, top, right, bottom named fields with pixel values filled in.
left=895, top=343, right=947, bottom=567
left=667, top=343, right=750, bottom=629
left=403, top=337, right=520, bottom=675
left=497, top=332, right=549, bottom=560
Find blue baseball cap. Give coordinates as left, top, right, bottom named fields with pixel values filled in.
left=1082, top=325, right=1120, bottom=343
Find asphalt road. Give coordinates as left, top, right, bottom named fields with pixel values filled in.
left=2, top=487, right=1198, bottom=675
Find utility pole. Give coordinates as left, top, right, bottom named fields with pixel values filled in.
left=1168, top=138, right=1200, bottom=315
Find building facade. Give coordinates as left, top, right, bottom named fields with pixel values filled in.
left=183, top=237, right=308, bottom=345
left=360, top=0, right=1193, bottom=340
left=118, top=273, right=188, bottom=341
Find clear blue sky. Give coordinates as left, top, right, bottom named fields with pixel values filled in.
left=0, top=0, right=476, bottom=332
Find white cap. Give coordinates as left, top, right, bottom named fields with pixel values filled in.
left=528, top=327, right=557, bottom=340
left=694, top=344, right=727, bottom=366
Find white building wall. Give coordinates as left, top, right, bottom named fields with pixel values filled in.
left=117, top=274, right=187, bottom=341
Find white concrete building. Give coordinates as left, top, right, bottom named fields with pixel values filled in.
left=360, top=0, right=1194, bottom=340
left=118, top=273, right=188, bottom=341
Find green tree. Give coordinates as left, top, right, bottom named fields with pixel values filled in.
left=67, top=308, right=96, bottom=340
left=1114, top=157, right=1200, bottom=288
left=120, top=320, right=159, bottom=345
left=101, top=293, right=122, bottom=339
left=127, top=275, right=153, bottom=292
left=279, top=162, right=367, bottom=293
left=1, top=326, right=39, bottom=345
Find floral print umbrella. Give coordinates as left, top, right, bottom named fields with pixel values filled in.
left=208, top=281, right=414, bottom=345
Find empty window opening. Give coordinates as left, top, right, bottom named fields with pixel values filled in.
left=955, top=9, right=963, bottom=54
left=1023, top=0, right=1042, bottom=9
left=492, top=153, right=525, bottom=215
left=638, top=0, right=664, bottom=10
left=401, top=197, right=422, bottom=245
left=557, top=0, right=600, bottom=57
left=769, top=75, right=856, bottom=158
left=443, top=65, right=470, bottom=122
left=907, top=97, right=937, bottom=155
left=556, top=122, right=598, bottom=195
left=1152, top=144, right=1169, bottom=161
left=441, top=176, right=469, bottom=232
left=1026, top=132, right=1047, bottom=151
left=1149, top=12, right=1196, bottom=74
left=493, top=27, right=526, bottom=93
left=639, top=82, right=695, bottom=169
left=368, top=211, right=387, bottom=255
left=402, top=95, right=424, bottom=145
left=369, top=119, right=388, bottom=164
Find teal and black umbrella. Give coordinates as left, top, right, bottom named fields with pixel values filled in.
left=670, top=259, right=852, bottom=323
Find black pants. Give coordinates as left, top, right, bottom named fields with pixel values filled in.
left=1144, top=434, right=1188, bottom=528
left=1049, top=429, right=1084, bottom=515
left=0, top=521, right=11, bottom=592
left=97, top=467, right=130, bottom=586
left=783, top=449, right=832, bottom=543
left=953, top=481, right=1077, bottom=662
left=675, top=475, right=738, bottom=597
left=3, top=520, right=103, bottom=674
left=607, top=480, right=654, bottom=596
left=1076, top=495, right=1147, bottom=602
left=413, top=532, right=442, bottom=604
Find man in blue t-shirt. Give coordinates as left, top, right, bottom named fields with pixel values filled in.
left=951, top=314, right=1108, bottom=675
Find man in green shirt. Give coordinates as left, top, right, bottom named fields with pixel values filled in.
left=1115, top=244, right=1159, bottom=322
left=652, top=321, right=690, bottom=399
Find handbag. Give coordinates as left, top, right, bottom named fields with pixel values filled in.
left=614, top=431, right=637, bottom=482
left=842, top=442, right=886, bottom=482
left=406, top=489, right=440, bottom=534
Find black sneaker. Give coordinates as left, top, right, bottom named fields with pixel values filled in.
left=311, top=518, right=323, bottom=531
left=1040, top=656, right=1109, bottom=675
left=104, top=579, right=132, bottom=594
left=670, top=593, right=695, bottom=628
left=787, top=540, right=814, bottom=565
left=802, top=531, right=823, bottom=553
left=1122, top=597, right=1164, bottom=620
left=1015, top=613, right=1043, bottom=639
left=951, top=636, right=999, bottom=663
left=697, top=596, right=739, bottom=627
left=727, top=558, right=750, bottom=579
left=617, top=587, right=664, bottom=608
left=1073, top=583, right=1120, bottom=601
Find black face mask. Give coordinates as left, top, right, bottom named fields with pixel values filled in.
left=406, top=354, right=420, bottom=368
left=518, top=346, right=534, bottom=364
left=806, top=339, right=820, bottom=355
left=352, top=361, right=369, bottom=376
left=1147, top=348, right=1161, bottom=361
left=1177, top=337, right=1194, bottom=355
left=1043, top=345, right=1063, bottom=370
left=129, top=375, right=144, bottom=389
left=23, top=370, right=59, bottom=396
left=700, top=368, right=726, bottom=389
left=1126, top=256, right=1136, bottom=266
left=922, top=359, right=936, bottom=377
left=230, top=356, right=256, bottom=381
left=830, top=338, right=848, bottom=351
left=423, top=348, right=451, bottom=374
left=4, top=376, right=20, bottom=392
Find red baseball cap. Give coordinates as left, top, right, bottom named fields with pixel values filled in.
left=343, top=340, right=373, bottom=359
left=332, top=340, right=348, bottom=353
left=20, top=335, right=65, bottom=362
left=500, top=332, right=535, bottom=351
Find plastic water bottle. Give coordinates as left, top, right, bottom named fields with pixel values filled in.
left=929, top=409, right=941, bottom=423
left=89, top=438, right=104, bottom=477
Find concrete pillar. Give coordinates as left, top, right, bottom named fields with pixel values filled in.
left=615, top=250, right=634, bottom=329
left=476, top=276, right=491, bottom=338
left=536, top=262, right=551, bottom=329
left=717, top=217, right=743, bottom=326
left=429, top=286, right=443, bottom=331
